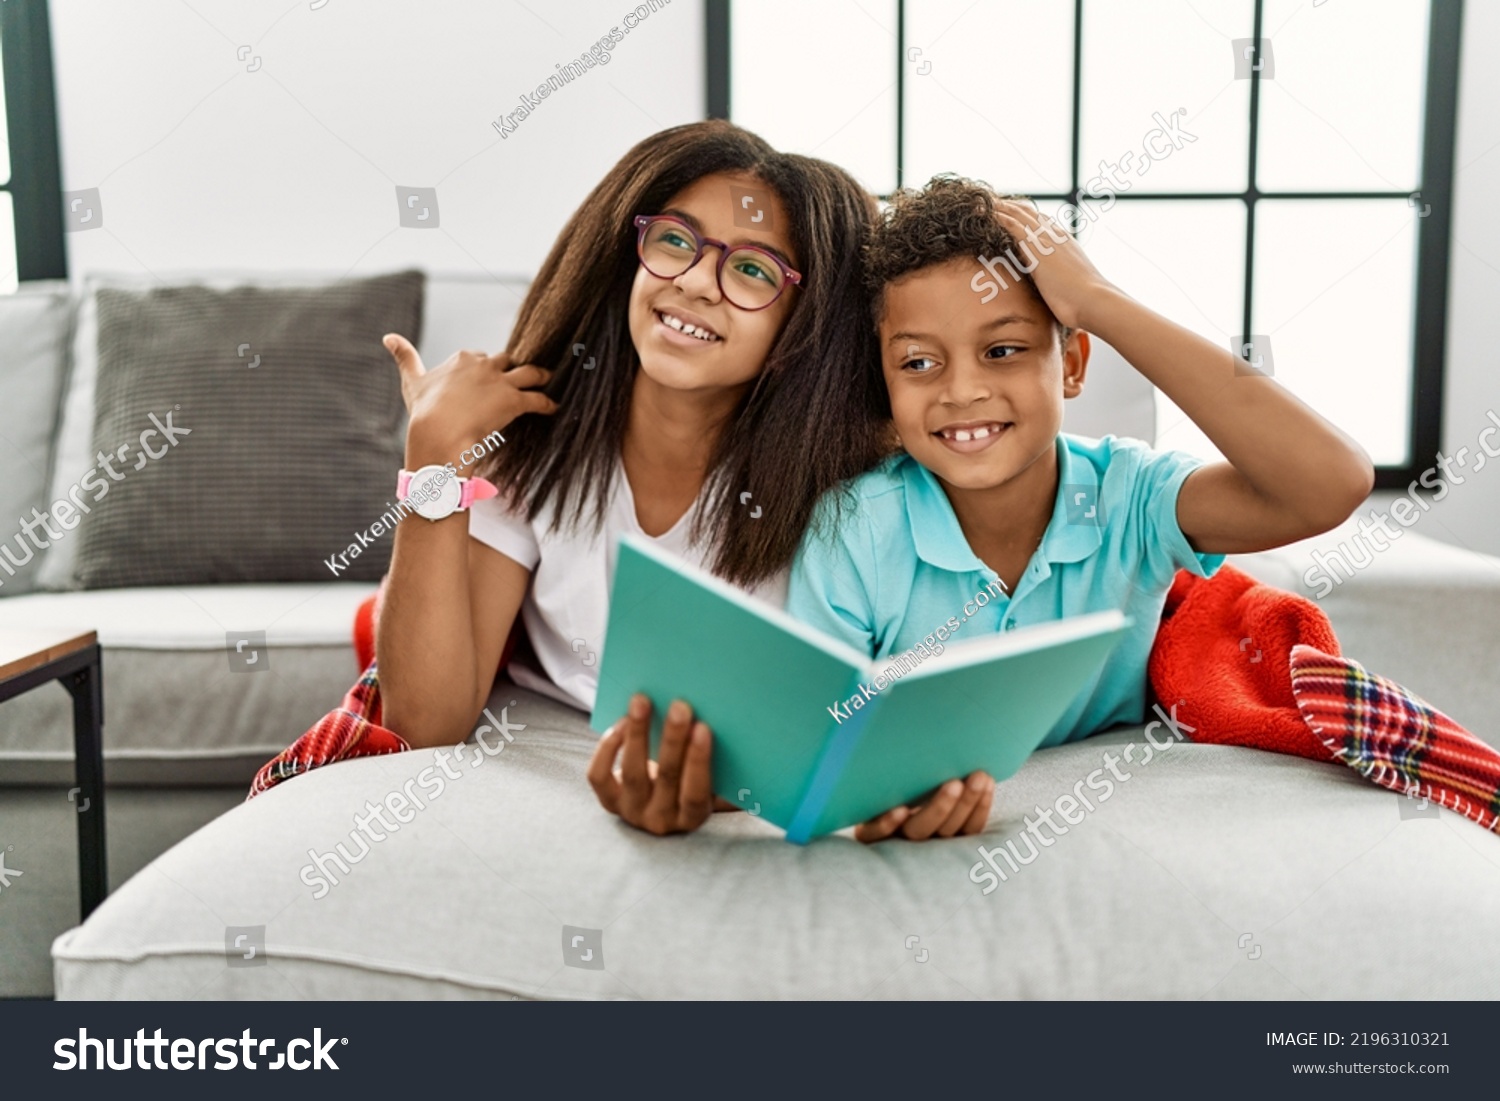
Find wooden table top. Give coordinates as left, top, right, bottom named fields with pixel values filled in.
left=0, top=629, right=98, bottom=682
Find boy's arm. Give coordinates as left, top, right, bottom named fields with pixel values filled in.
left=995, top=202, right=1375, bottom=556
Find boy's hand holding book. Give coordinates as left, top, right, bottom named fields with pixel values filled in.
left=854, top=771, right=996, bottom=843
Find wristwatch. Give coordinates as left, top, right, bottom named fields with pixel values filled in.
left=397, top=464, right=499, bottom=521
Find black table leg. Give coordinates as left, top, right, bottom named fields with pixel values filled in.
left=63, top=644, right=107, bottom=920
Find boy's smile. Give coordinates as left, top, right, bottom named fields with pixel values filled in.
left=878, top=256, right=1088, bottom=498
left=934, top=419, right=1010, bottom=453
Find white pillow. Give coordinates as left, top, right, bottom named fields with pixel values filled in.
left=420, top=273, right=530, bottom=366
left=0, top=281, right=74, bottom=595
left=1061, top=335, right=1157, bottom=445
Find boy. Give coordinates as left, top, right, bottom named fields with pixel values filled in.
left=785, top=176, right=1374, bottom=843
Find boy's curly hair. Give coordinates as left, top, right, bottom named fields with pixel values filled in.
left=863, top=174, right=1070, bottom=341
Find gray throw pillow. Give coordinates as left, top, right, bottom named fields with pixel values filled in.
left=69, top=270, right=422, bottom=588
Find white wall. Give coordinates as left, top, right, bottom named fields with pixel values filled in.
left=45, top=0, right=1500, bottom=555
left=49, top=0, right=703, bottom=281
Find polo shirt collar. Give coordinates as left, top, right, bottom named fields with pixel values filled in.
left=1040, top=434, right=1104, bottom=566
left=900, top=435, right=1103, bottom=577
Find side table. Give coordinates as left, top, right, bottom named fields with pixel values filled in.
left=0, top=629, right=107, bottom=920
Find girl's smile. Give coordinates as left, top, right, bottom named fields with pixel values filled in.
left=653, top=306, right=723, bottom=345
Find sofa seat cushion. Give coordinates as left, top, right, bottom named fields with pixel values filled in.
left=52, top=683, right=1500, bottom=1000
left=0, top=583, right=374, bottom=784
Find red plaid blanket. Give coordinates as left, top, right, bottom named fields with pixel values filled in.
left=247, top=662, right=407, bottom=797
left=1291, top=646, right=1500, bottom=831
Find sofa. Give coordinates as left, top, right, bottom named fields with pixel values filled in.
left=6, top=271, right=1499, bottom=999
left=1, top=271, right=529, bottom=996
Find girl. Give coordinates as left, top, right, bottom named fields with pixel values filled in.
left=377, top=120, right=888, bottom=835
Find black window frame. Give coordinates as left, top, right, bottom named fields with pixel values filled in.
left=708, top=0, right=1465, bottom=490
left=1, top=0, right=66, bottom=285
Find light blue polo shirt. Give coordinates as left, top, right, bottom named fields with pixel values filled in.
left=786, top=433, right=1224, bottom=747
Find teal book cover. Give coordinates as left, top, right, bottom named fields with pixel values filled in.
left=591, top=535, right=1129, bottom=843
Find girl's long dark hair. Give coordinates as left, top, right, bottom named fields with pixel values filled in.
left=486, top=120, right=889, bottom=586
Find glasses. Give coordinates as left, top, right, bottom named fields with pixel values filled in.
left=633, top=214, right=802, bottom=311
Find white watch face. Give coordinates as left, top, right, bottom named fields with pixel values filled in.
left=407, top=465, right=462, bottom=520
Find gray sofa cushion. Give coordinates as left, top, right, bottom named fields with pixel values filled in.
left=51, top=682, right=1500, bottom=1000
left=0, top=583, right=375, bottom=785
left=0, top=281, right=74, bottom=595
left=65, top=270, right=421, bottom=588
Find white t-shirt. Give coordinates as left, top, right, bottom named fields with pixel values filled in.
left=467, top=461, right=788, bottom=713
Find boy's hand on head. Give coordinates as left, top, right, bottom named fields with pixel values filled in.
left=854, top=770, right=995, bottom=843
left=991, top=200, right=1115, bottom=333
left=587, top=694, right=720, bottom=836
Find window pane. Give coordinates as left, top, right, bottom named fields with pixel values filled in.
left=1257, top=0, right=1428, bottom=192
left=1253, top=200, right=1416, bottom=465
left=1080, top=0, right=1253, bottom=194
left=903, top=0, right=1073, bottom=194
left=0, top=19, right=9, bottom=188
left=1075, top=199, right=1246, bottom=460
left=731, top=0, right=898, bottom=195
left=0, top=192, right=16, bottom=295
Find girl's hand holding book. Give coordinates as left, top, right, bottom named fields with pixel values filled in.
left=588, top=694, right=733, bottom=836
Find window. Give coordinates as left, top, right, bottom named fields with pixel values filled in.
left=1, top=0, right=68, bottom=292
left=0, top=14, right=16, bottom=294
left=713, top=0, right=1463, bottom=486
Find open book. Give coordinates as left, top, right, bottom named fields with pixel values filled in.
left=592, top=535, right=1130, bottom=843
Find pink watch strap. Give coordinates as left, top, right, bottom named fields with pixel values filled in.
left=397, top=469, right=499, bottom=511
left=458, top=477, right=499, bottom=508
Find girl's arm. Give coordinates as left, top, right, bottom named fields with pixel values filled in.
left=993, top=202, right=1375, bottom=556
left=378, top=507, right=526, bottom=749
left=377, top=336, right=556, bottom=748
